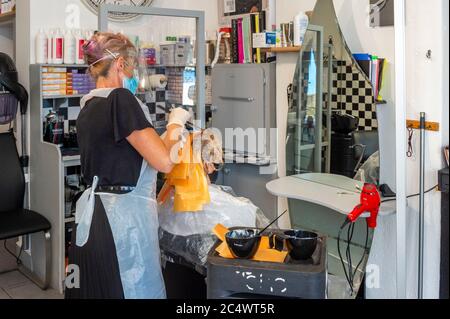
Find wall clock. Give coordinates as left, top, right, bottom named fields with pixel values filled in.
left=81, top=0, right=155, bottom=22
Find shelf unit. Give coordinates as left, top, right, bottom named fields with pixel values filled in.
left=29, top=64, right=86, bottom=294
left=43, top=94, right=86, bottom=100
left=261, top=46, right=302, bottom=53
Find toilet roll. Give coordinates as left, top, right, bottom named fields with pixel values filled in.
left=149, top=75, right=168, bottom=90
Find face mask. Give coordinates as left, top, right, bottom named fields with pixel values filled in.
left=122, top=74, right=139, bottom=95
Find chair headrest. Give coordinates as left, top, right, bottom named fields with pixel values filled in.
left=0, top=53, right=28, bottom=116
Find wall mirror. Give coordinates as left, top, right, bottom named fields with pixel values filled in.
left=286, top=0, right=380, bottom=188
left=285, top=0, right=379, bottom=298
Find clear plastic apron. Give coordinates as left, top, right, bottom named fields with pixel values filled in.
left=75, top=97, right=166, bottom=299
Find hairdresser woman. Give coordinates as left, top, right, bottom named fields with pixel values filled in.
left=65, top=32, right=190, bottom=299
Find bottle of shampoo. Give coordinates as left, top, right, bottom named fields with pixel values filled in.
left=75, top=30, right=86, bottom=65
left=47, top=29, right=54, bottom=64
left=294, top=12, right=309, bottom=47
left=52, top=28, right=64, bottom=64
left=36, top=28, right=48, bottom=64
left=64, top=29, right=75, bottom=65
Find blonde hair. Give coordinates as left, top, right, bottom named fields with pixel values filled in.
left=83, top=32, right=137, bottom=81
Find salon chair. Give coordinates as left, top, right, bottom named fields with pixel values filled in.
left=331, top=130, right=379, bottom=178
left=352, top=130, right=379, bottom=172
left=0, top=131, right=51, bottom=290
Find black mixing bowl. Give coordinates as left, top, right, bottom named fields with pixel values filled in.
left=284, top=230, right=318, bottom=261
left=225, top=229, right=262, bottom=259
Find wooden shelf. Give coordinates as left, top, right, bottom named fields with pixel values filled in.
left=261, top=46, right=302, bottom=53
left=0, top=10, right=15, bottom=25
left=43, top=94, right=85, bottom=100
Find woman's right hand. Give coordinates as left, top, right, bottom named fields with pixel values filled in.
left=167, top=107, right=192, bottom=128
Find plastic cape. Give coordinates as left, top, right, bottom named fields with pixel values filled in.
left=158, top=133, right=210, bottom=212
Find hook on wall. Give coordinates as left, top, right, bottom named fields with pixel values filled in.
left=426, top=50, right=432, bottom=59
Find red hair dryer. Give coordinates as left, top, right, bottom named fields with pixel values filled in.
left=346, top=184, right=381, bottom=228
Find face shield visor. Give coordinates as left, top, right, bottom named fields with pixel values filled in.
left=134, top=49, right=168, bottom=94
left=87, top=46, right=166, bottom=94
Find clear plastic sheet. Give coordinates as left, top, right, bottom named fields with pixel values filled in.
left=158, top=185, right=272, bottom=269
left=354, top=151, right=380, bottom=185
left=158, top=185, right=271, bottom=237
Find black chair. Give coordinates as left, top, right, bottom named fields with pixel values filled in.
left=351, top=130, right=379, bottom=172
left=0, top=131, right=51, bottom=290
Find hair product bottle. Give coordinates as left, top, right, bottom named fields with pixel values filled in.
left=47, top=29, right=54, bottom=64
left=294, top=12, right=309, bottom=47
left=75, top=30, right=86, bottom=65
left=64, top=29, right=76, bottom=65
left=52, top=28, right=64, bottom=64
left=36, top=28, right=48, bottom=64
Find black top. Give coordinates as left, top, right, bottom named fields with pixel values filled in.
left=77, top=88, right=153, bottom=186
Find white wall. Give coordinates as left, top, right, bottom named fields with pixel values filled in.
left=0, top=24, right=14, bottom=57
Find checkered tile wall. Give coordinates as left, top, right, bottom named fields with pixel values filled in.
left=330, top=60, right=378, bottom=131
left=291, top=56, right=378, bottom=132
left=137, top=66, right=169, bottom=128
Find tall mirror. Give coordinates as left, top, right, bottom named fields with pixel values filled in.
left=286, top=26, right=323, bottom=176
left=286, top=0, right=379, bottom=186
left=285, top=0, right=380, bottom=298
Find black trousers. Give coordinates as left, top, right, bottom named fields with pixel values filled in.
left=65, top=195, right=124, bottom=299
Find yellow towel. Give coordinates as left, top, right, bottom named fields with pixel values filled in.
left=157, top=134, right=211, bottom=212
